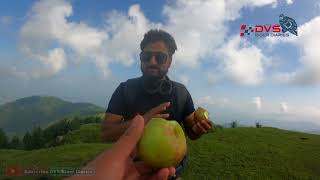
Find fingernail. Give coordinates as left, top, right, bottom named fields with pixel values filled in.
left=135, top=114, right=144, bottom=123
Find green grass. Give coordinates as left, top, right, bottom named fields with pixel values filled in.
left=183, top=127, right=320, bottom=180
left=1, top=127, right=320, bottom=180
left=0, top=144, right=112, bottom=180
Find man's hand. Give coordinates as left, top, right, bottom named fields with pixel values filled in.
left=192, top=120, right=213, bottom=135
left=143, top=102, right=171, bottom=124
left=68, top=115, right=176, bottom=180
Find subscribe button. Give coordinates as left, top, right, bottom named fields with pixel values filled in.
left=5, top=166, right=95, bottom=177
left=5, top=166, right=24, bottom=176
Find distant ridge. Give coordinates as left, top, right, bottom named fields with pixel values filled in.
left=0, top=96, right=104, bottom=136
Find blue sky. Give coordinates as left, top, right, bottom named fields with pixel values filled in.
left=1, top=0, right=320, bottom=133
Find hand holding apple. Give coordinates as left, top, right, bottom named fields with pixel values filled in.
left=138, top=118, right=187, bottom=168
left=192, top=107, right=214, bottom=135
left=69, top=115, right=176, bottom=180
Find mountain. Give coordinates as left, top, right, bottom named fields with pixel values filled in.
left=0, top=96, right=104, bottom=136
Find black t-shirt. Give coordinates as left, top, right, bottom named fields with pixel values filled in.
left=106, top=76, right=195, bottom=125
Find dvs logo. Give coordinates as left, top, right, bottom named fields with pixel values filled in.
left=240, top=14, right=298, bottom=37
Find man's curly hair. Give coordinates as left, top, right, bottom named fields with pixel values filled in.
left=140, top=29, right=177, bottom=56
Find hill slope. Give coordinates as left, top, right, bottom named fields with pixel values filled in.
left=0, top=143, right=111, bottom=180
left=185, top=127, right=320, bottom=179
left=0, top=96, right=104, bottom=136
left=0, top=127, right=319, bottom=179
left=63, top=123, right=102, bottom=144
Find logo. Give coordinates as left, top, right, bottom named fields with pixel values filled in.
left=279, top=14, right=298, bottom=36
left=5, top=166, right=23, bottom=176
left=240, top=14, right=298, bottom=37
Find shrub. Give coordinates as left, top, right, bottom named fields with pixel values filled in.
left=255, top=122, right=262, bottom=128
left=231, top=121, right=237, bottom=128
left=214, top=124, right=224, bottom=130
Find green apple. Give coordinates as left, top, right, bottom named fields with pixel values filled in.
left=194, top=107, right=209, bottom=122
left=137, top=118, right=187, bottom=168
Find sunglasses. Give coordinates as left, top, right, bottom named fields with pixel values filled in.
left=140, top=51, right=168, bottom=64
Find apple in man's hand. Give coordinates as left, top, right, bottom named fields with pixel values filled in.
left=194, top=107, right=214, bottom=133
left=194, top=107, right=209, bottom=122
left=138, top=118, right=187, bottom=168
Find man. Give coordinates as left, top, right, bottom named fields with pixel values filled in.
left=102, top=29, right=213, bottom=179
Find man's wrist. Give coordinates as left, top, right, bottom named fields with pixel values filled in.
left=191, top=124, right=202, bottom=137
left=185, top=124, right=201, bottom=140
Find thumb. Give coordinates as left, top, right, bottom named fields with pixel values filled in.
left=149, top=168, right=170, bottom=180
left=111, top=114, right=145, bottom=158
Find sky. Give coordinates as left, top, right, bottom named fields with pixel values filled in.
left=1, top=0, right=320, bottom=133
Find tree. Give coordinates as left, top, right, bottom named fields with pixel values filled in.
left=57, top=118, right=74, bottom=134
left=231, top=121, right=237, bottom=128
left=0, top=128, right=8, bottom=149
left=9, top=135, right=22, bottom=149
left=23, top=131, right=33, bottom=150
left=82, top=117, right=94, bottom=124
left=43, top=121, right=63, bottom=143
left=43, top=117, right=80, bottom=146
left=215, top=124, right=224, bottom=130
left=95, top=117, right=102, bottom=123
left=31, top=126, right=45, bottom=149
left=255, top=122, right=262, bottom=128
left=69, top=118, right=80, bottom=131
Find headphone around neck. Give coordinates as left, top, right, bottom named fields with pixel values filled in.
left=142, top=78, right=173, bottom=96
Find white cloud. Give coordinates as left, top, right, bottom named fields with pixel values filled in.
left=18, top=0, right=152, bottom=78
left=216, top=36, right=265, bottom=85
left=200, top=96, right=320, bottom=128
left=286, top=0, right=293, bottom=5
left=197, top=96, right=216, bottom=106
left=32, top=48, right=66, bottom=78
left=206, top=72, right=222, bottom=84
left=102, top=5, right=157, bottom=67
left=0, top=48, right=66, bottom=79
left=178, top=74, right=190, bottom=84
left=252, top=97, right=262, bottom=110
left=224, top=0, right=278, bottom=20
left=268, top=16, right=320, bottom=85
left=19, top=0, right=107, bottom=77
left=162, top=0, right=227, bottom=68
left=276, top=105, right=320, bottom=126
left=13, top=0, right=278, bottom=81
left=163, top=0, right=276, bottom=70
left=280, top=102, right=288, bottom=113
left=197, top=96, right=231, bottom=108
left=184, top=92, right=320, bottom=130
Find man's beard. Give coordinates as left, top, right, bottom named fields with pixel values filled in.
left=141, top=65, right=168, bottom=80
left=140, top=65, right=169, bottom=94
left=141, top=66, right=172, bottom=96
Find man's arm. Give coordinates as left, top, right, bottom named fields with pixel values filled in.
left=102, top=102, right=171, bottom=143
left=102, top=82, right=131, bottom=143
left=101, top=112, right=132, bottom=142
left=183, top=112, right=201, bottom=140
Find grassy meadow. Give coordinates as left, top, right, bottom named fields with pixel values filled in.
left=0, top=127, right=319, bottom=180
